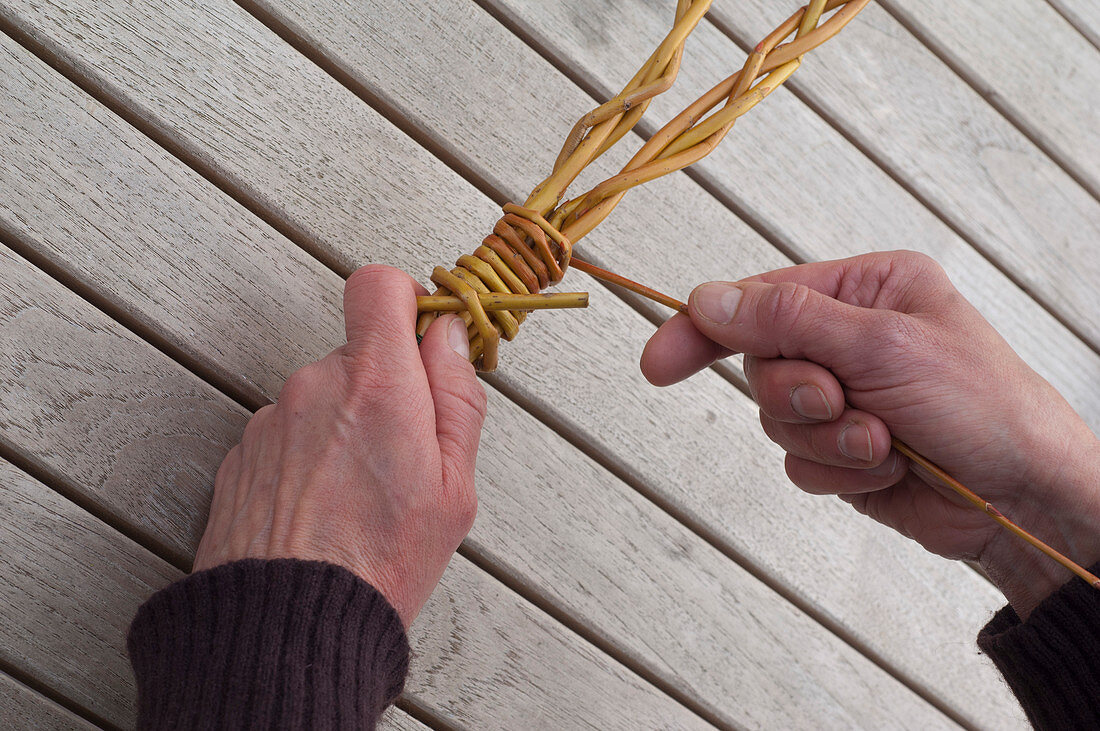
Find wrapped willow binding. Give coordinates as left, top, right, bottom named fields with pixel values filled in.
left=415, top=0, right=871, bottom=371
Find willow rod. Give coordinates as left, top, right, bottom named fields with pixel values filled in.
left=891, top=439, right=1100, bottom=589
left=417, top=292, right=588, bottom=312
left=602, top=269, right=1100, bottom=591
left=418, top=1, right=876, bottom=371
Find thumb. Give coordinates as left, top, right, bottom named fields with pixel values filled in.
left=688, top=280, right=882, bottom=368
left=419, top=315, right=488, bottom=485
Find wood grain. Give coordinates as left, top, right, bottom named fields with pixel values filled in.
left=0, top=671, right=97, bottom=731
left=0, top=211, right=707, bottom=726
left=0, top=238, right=248, bottom=565
left=877, top=0, right=1100, bottom=196
left=0, top=192, right=952, bottom=726
left=378, top=707, right=431, bottom=731
left=471, top=380, right=952, bottom=728
left=2, top=450, right=704, bottom=729
left=0, top=457, right=181, bottom=727
left=0, top=2, right=1024, bottom=726
left=704, top=0, right=1100, bottom=353
left=409, top=555, right=711, bottom=730
left=1046, top=0, right=1100, bottom=49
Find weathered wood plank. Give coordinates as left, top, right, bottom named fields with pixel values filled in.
left=704, top=0, right=1100, bottom=354
left=0, top=457, right=181, bottom=727
left=477, top=0, right=1100, bottom=426
left=0, top=53, right=954, bottom=727
left=877, top=0, right=1100, bottom=196
left=0, top=2, right=1022, bottom=726
left=1046, top=0, right=1100, bottom=49
left=467, top=303, right=954, bottom=729
left=2, top=450, right=703, bottom=728
left=378, top=707, right=431, bottom=731
left=409, top=558, right=709, bottom=730
left=0, top=153, right=710, bottom=725
left=0, top=143, right=952, bottom=728
left=0, top=672, right=97, bottom=731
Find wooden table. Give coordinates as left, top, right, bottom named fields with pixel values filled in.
left=2, top=1, right=1097, bottom=727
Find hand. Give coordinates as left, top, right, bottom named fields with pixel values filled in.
left=641, top=251, right=1100, bottom=617
left=193, top=264, right=487, bottom=627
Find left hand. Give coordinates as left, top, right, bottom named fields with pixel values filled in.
left=193, top=264, right=487, bottom=627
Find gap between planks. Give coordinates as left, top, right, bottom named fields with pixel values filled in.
left=231, top=0, right=755, bottom=401
left=0, top=453, right=466, bottom=731
left=1044, top=0, right=1100, bottom=51
left=0, top=32, right=727, bottom=720
left=192, top=4, right=1006, bottom=725
left=0, top=10, right=988, bottom=728
left=0, top=655, right=112, bottom=730
left=476, top=0, right=1100, bottom=362
left=875, top=0, right=1100, bottom=208
left=0, top=237, right=723, bottom=726
left=701, top=11, right=1100, bottom=360
left=1, top=167, right=750, bottom=725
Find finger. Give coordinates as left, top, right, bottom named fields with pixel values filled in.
left=785, top=451, right=909, bottom=495
left=419, top=314, right=488, bottom=488
left=640, top=313, right=735, bottom=386
left=688, top=279, right=893, bottom=369
left=342, top=264, right=425, bottom=365
left=759, top=408, right=893, bottom=468
left=196, top=444, right=244, bottom=569
left=740, top=250, right=950, bottom=312
left=744, top=355, right=844, bottom=423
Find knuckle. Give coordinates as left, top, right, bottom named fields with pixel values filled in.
left=887, top=250, right=953, bottom=297
left=871, top=312, right=925, bottom=360
left=279, top=361, right=327, bottom=403
left=342, top=359, right=401, bottom=399
left=762, top=281, right=814, bottom=335
left=461, top=380, right=489, bottom=420
left=345, top=263, right=393, bottom=295
left=435, top=381, right=489, bottom=438
left=453, top=491, right=478, bottom=534
left=758, top=411, right=786, bottom=447
left=242, top=404, right=275, bottom=441
left=439, top=480, right=478, bottom=535
left=894, top=249, right=943, bottom=277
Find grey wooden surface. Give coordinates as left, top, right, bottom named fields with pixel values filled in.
left=878, top=0, right=1100, bottom=197
left=1, top=0, right=1097, bottom=727
left=0, top=672, right=97, bottom=731
left=0, top=1, right=1012, bottom=725
left=1047, top=0, right=1100, bottom=48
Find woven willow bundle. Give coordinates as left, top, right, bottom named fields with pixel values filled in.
left=415, top=0, right=870, bottom=371
left=413, top=0, right=1100, bottom=592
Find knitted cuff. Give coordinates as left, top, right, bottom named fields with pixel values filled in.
left=978, top=563, right=1100, bottom=730
left=128, top=558, right=409, bottom=730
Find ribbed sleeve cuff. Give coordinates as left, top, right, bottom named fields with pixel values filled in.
left=978, top=563, right=1100, bottom=730
left=128, top=559, right=409, bottom=730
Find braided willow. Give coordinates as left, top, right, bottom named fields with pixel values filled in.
left=416, top=0, right=870, bottom=370
left=413, top=0, right=1100, bottom=594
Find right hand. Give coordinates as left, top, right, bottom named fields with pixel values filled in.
left=641, top=251, right=1100, bottom=617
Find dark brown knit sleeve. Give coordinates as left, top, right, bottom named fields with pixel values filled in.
left=978, top=562, right=1100, bottom=729
left=127, top=558, right=409, bottom=730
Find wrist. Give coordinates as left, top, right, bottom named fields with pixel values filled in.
left=980, top=430, right=1100, bottom=618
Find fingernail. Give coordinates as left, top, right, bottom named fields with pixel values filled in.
left=867, top=451, right=899, bottom=477
left=838, top=422, right=873, bottom=462
left=448, top=318, right=470, bottom=359
left=790, top=383, right=832, bottom=421
left=692, top=283, right=742, bottom=325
